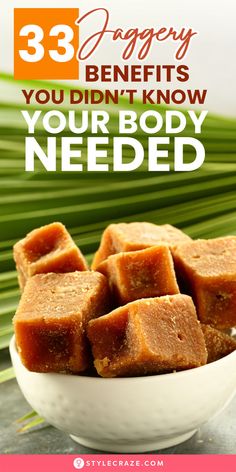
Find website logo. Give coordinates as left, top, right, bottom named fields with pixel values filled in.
left=73, top=458, right=85, bottom=469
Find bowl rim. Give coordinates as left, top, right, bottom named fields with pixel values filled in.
left=10, top=334, right=236, bottom=383
left=9, top=335, right=236, bottom=383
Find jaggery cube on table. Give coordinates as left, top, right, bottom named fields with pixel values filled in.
left=87, top=294, right=207, bottom=378
left=14, top=271, right=110, bottom=373
left=173, top=237, right=236, bottom=329
left=92, top=222, right=191, bottom=270
left=13, top=222, right=88, bottom=290
left=97, top=246, right=179, bottom=305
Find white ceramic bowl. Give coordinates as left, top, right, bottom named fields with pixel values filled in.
left=10, top=335, right=236, bottom=453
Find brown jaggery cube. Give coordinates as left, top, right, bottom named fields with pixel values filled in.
left=13, top=271, right=110, bottom=373
left=91, top=222, right=191, bottom=270
left=173, top=237, right=236, bottom=329
left=201, top=324, right=236, bottom=363
left=87, top=294, right=207, bottom=378
left=13, top=222, right=88, bottom=290
left=97, top=246, right=179, bottom=305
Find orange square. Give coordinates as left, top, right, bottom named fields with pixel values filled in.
left=14, top=8, right=79, bottom=80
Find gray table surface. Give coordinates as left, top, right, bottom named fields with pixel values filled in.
left=0, top=348, right=236, bottom=455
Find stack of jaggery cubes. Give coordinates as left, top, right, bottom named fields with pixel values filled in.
left=13, top=222, right=236, bottom=377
